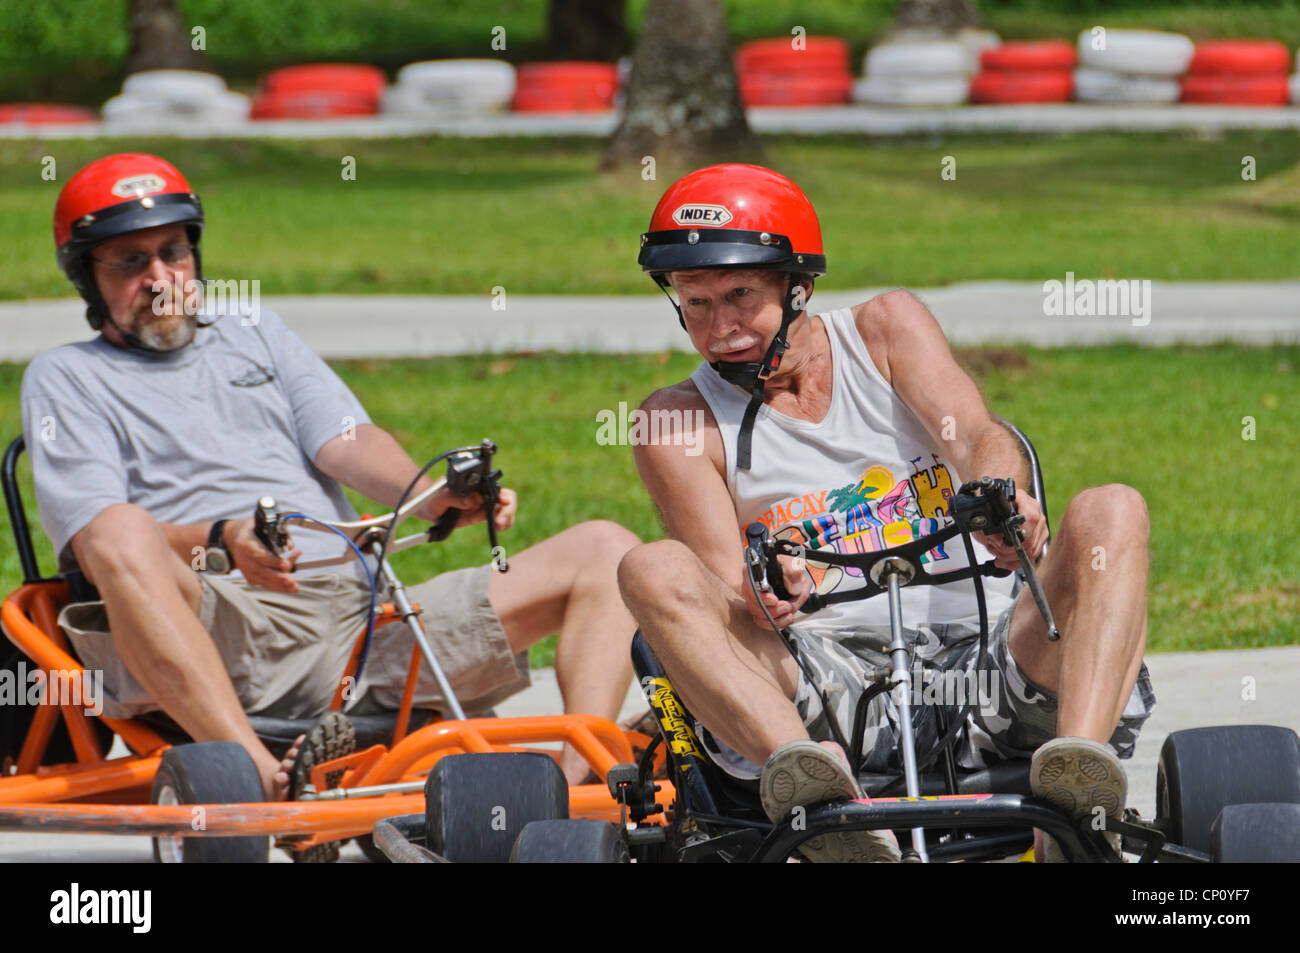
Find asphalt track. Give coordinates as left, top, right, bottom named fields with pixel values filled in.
left=2, top=282, right=1299, bottom=362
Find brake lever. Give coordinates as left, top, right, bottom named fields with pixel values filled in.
left=426, top=440, right=508, bottom=570
left=959, top=477, right=1061, bottom=642
left=744, top=523, right=774, bottom=594
left=254, top=496, right=289, bottom=555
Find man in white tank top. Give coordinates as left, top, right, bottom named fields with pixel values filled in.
left=619, top=164, right=1154, bottom=862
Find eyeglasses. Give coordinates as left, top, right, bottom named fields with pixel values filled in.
left=91, top=242, right=196, bottom=277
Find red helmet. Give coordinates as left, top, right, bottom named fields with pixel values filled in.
left=638, top=163, right=826, bottom=279
left=54, top=153, right=204, bottom=331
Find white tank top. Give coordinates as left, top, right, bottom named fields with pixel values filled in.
left=690, top=308, right=1015, bottom=634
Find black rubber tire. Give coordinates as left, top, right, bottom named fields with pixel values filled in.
left=354, top=834, right=390, bottom=863
left=1211, top=803, right=1300, bottom=862
left=510, top=819, right=630, bottom=863
left=425, top=753, right=567, bottom=863
left=1156, top=726, right=1300, bottom=855
left=150, top=742, right=269, bottom=863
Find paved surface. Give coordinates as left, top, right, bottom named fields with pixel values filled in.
left=4, top=282, right=1298, bottom=363
left=3, top=647, right=1298, bottom=863
left=7, top=104, right=1300, bottom=141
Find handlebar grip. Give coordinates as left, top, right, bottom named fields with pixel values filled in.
left=427, top=507, right=461, bottom=542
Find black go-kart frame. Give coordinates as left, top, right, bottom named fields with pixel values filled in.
left=596, top=420, right=1300, bottom=864
left=365, top=419, right=1300, bottom=863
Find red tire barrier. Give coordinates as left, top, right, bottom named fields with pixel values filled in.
left=1180, top=74, right=1290, bottom=105
left=0, top=103, right=97, bottom=124
left=735, top=36, right=851, bottom=75
left=262, top=64, right=386, bottom=100
left=739, top=72, right=853, bottom=106
left=511, top=62, right=619, bottom=111
left=249, top=90, right=378, bottom=119
left=980, top=41, right=1075, bottom=72
left=969, top=70, right=1072, bottom=104
left=1188, top=41, right=1290, bottom=75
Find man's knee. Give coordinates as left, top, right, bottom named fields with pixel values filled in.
left=73, top=504, right=197, bottom=603
left=75, top=504, right=168, bottom=577
left=575, top=519, right=641, bottom=565
left=1061, top=484, right=1149, bottom=547
left=617, top=539, right=701, bottom=615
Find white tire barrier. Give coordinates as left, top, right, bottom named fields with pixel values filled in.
left=393, top=59, right=515, bottom=112
left=1076, top=29, right=1194, bottom=76
left=102, top=90, right=250, bottom=126
left=864, top=41, right=971, bottom=78
left=121, top=70, right=229, bottom=103
left=852, top=75, right=969, bottom=106
left=1291, top=73, right=1300, bottom=103
left=1073, top=68, right=1181, bottom=103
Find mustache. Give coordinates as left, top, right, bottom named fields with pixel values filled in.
left=708, top=333, right=762, bottom=357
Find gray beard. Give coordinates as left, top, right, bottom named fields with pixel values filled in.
left=131, top=311, right=198, bottom=351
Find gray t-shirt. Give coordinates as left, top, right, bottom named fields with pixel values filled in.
left=20, top=308, right=372, bottom=577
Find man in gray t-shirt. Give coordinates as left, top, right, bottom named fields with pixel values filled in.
left=22, top=152, right=639, bottom=798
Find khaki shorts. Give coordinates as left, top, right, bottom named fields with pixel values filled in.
left=59, top=565, right=529, bottom=722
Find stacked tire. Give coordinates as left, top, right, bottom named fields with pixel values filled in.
left=510, top=62, right=619, bottom=112
left=382, top=60, right=515, bottom=118
left=855, top=40, right=975, bottom=106
left=736, top=37, right=853, bottom=107
left=251, top=64, right=385, bottom=119
left=971, top=40, right=1074, bottom=104
left=1182, top=40, right=1291, bottom=106
left=0, top=104, right=96, bottom=126
left=1074, top=29, right=1190, bottom=104
left=101, top=70, right=250, bottom=129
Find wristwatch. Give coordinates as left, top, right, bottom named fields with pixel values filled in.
left=204, top=519, right=234, bottom=574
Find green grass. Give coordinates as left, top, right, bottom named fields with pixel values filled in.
left=5, top=131, right=1300, bottom=300
left=6, top=1, right=1300, bottom=104
left=2, top=345, right=1296, bottom=665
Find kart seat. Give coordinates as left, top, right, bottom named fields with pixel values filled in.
left=859, top=759, right=1032, bottom=798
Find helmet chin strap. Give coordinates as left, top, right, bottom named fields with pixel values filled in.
left=710, top=277, right=804, bottom=471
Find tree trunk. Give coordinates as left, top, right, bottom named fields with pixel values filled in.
left=127, top=0, right=206, bottom=74
left=603, top=0, right=760, bottom=169
left=548, top=0, right=628, bottom=61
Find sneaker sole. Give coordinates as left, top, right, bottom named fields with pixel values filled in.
left=760, top=740, right=900, bottom=863
left=290, top=712, right=356, bottom=864
left=1030, top=737, right=1127, bottom=820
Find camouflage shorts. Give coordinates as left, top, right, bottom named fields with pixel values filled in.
left=699, top=599, right=1157, bottom=779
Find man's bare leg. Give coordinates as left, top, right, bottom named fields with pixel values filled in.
left=72, top=504, right=285, bottom=799
left=488, top=520, right=641, bottom=783
left=1006, top=484, right=1150, bottom=742
left=617, top=539, right=806, bottom=766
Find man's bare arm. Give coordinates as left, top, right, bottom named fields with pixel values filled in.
left=632, top=385, right=749, bottom=593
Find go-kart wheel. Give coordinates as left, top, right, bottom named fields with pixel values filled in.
left=1211, top=803, right=1300, bottom=862
left=425, top=753, right=567, bottom=863
left=1156, top=726, right=1300, bottom=855
left=150, top=742, right=269, bottom=863
left=354, top=834, right=390, bottom=863
left=509, top=819, right=630, bottom=863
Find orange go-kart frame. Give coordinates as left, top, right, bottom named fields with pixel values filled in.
left=0, top=434, right=672, bottom=855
